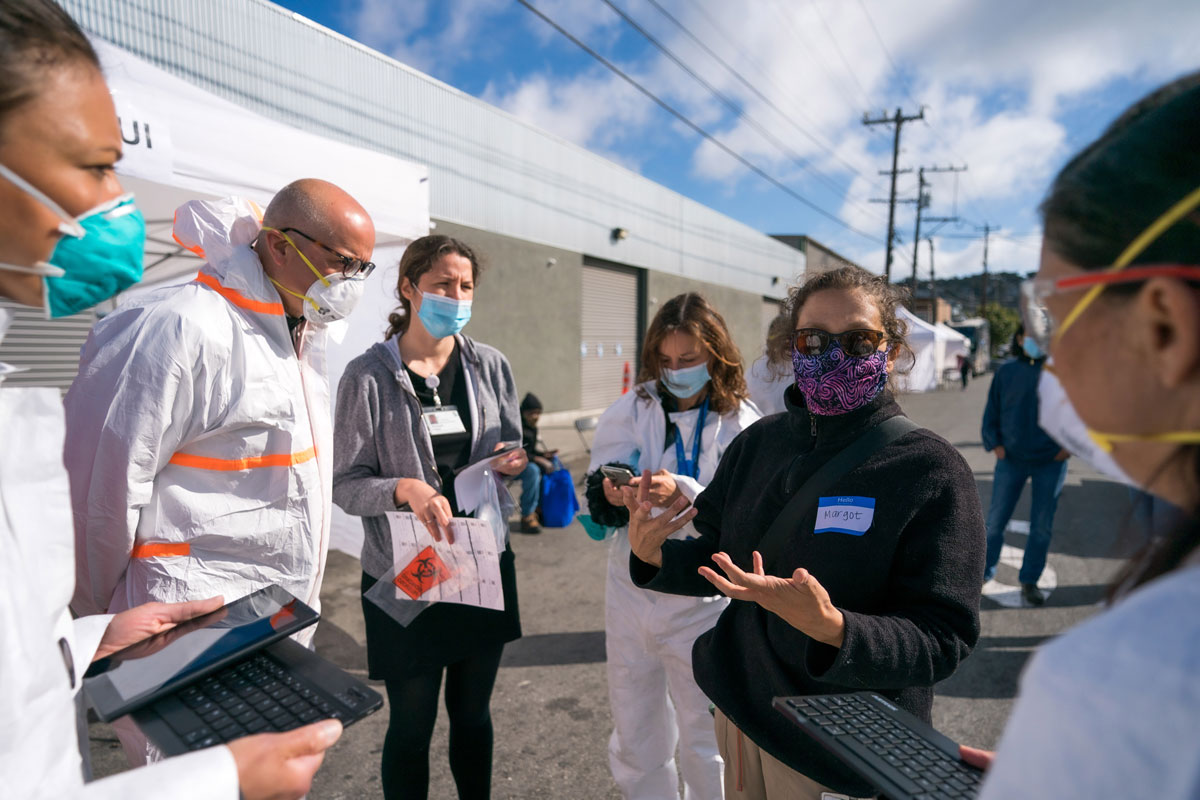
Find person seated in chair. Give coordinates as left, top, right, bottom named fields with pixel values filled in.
left=518, top=392, right=558, bottom=532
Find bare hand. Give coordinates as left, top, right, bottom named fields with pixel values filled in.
left=621, top=469, right=697, bottom=567
left=628, top=468, right=682, bottom=508
left=959, top=745, right=994, bottom=771
left=399, top=479, right=456, bottom=544
left=534, top=456, right=555, bottom=473
left=492, top=442, right=528, bottom=477
left=1054, top=449, right=1070, bottom=461
left=699, top=551, right=845, bottom=647
left=994, top=446, right=1007, bottom=460
left=602, top=477, right=625, bottom=506
left=228, top=720, right=343, bottom=800
left=95, top=596, right=225, bottom=663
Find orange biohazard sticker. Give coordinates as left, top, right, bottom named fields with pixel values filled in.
left=394, top=546, right=454, bottom=600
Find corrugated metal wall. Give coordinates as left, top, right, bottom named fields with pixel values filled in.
left=0, top=300, right=96, bottom=389
left=580, top=264, right=640, bottom=410
left=61, top=0, right=804, bottom=300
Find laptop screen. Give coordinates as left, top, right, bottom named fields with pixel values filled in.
left=83, top=584, right=318, bottom=721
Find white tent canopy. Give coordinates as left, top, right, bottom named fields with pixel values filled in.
left=96, top=39, right=432, bottom=556
left=895, top=307, right=972, bottom=393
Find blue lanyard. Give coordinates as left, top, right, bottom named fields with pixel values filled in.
left=673, top=395, right=709, bottom=480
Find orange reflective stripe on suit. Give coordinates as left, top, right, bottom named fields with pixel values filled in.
left=168, top=446, right=317, bottom=472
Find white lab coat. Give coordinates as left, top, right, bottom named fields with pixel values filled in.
left=65, top=197, right=333, bottom=629
left=745, top=355, right=792, bottom=417
left=588, top=381, right=760, bottom=800
left=0, top=379, right=238, bottom=798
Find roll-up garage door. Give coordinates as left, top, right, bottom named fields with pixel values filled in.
left=580, top=263, right=640, bottom=410
left=0, top=299, right=97, bottom=390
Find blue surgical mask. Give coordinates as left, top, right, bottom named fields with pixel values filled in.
left=417, top=291, right=471, bottom=339
left=0, top=163, right=145, bottom=318
left=661, top=362, right=711, bottom=399
left=1022, top=337, right=1043, bottom=360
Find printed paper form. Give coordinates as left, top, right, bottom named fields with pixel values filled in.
left=387, top=512, right=504, bottom=612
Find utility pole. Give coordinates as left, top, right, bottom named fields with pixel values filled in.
left=925, top=236, right=936, bottom=320
left=864, top=106, right=924, bottom=281
left=978, top=223, right=996, bottom=313
left=908, top=168, right=929, bottom=302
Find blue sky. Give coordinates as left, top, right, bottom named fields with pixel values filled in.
left=274, top=0, right=1199, bottom=279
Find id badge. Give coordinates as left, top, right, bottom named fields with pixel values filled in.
left=422, top=405, right=467, bottom=436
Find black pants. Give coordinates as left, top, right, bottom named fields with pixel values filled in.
left=381, top=644, right=505, bottom=800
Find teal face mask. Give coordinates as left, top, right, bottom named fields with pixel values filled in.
left=417, top=291, right=471, bottom=339
left=0, top=163, right=145, bottom=318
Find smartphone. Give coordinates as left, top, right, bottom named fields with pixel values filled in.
left=601, top=465, right=636, bottom=486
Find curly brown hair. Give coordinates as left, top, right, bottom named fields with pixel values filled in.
left=766, top=265, right=913, bottom=373
left=384, top=235, right=483, bottom=340
left=636, top=292, right=748, bottom=414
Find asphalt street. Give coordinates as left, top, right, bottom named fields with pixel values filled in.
left=89, top=373, right=1143, bottom=798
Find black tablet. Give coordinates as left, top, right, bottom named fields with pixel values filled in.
left=83, top=584, right=318, bottom=721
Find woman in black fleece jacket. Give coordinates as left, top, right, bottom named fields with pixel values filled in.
left=624, top=267, right=985, bottom=799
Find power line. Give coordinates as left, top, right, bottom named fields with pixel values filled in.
left=806, top=0, right=876, bottom=110
left=660, top=0, right=884, bottom=185
left=600, top=0, right=877, bottom=215
left=515, top=0, right=885, bottom=243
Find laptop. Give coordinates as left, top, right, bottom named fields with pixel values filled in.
left=84, top=584, right=382, bottom=756
left=774, top=692, right=983, bottom=800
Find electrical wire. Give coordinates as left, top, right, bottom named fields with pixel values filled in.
left=515, top=0, right=885, bottom=243
left=644, top=0, right=883, bottom=189
left=600, top=0, right=884, bottom=223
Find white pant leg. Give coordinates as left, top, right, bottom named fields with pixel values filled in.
left=657, top=596, right=727, bottom=800
left=606, top=572, right=680, bottom=800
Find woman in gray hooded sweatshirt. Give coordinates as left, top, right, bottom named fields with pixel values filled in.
left=333, top=234, right=527, bottom=800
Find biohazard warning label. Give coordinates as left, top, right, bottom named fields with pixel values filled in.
left=393, top=546, right=454, bottom=599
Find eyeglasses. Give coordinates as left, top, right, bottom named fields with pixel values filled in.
left=1020, top=264, right=1200, bottom=351
left=280, top=227, right=376, bottom=279
left=793, top=328, right=886, bottom=357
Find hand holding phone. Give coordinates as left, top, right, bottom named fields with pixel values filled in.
left=600, top=465, right=635, bottom=487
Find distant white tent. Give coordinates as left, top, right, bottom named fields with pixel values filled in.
left=896, top=307, right=972, bottom=393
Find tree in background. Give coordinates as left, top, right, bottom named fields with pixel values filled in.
left=980, top=303, right=1021, bottom=359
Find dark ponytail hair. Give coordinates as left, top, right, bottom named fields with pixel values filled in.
left=1040, top=72, right=1200, bottom=594
left=0, top=0, right=99, bottom=130
left=384, top=235, right=482, bottom=340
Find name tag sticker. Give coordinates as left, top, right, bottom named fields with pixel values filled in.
left=814, top=496, right=876, bottom=535
left=422, top=405, right=467, bottom=436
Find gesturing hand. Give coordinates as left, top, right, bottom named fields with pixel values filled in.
left=699, top=551, right=846, bottom=647
left=95, top=596, right=225, bottom=662
left=620, top=469, right=697, bottom=567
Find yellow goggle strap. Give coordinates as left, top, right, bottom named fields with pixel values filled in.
left=1056, top=183, right=1200, bottom=342
left=268, top=275, right=319, bottom=313
left=261, top=226, right=332, bottom=288
left=1089, top=429, right=1200, bottom=453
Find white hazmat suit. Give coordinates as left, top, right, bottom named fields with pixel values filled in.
left=0, top=311, right=238, bottom=798
left=64, top=198, right=335, bottom=761
left=589, top=381, right=760, bottom=800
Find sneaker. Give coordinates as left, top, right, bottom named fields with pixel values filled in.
left=520, top=514, right=542, bottom=534
left=1021, top=583, right=1046, bottom=606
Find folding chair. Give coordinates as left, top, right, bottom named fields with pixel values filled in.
left=574, top=415, right=599, bottom=455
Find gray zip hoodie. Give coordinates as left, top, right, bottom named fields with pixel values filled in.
left=332, top=333, right=522, bottom=579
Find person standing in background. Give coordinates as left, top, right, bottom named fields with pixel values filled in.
left=981, top=325, right=1070, bottom=606
left=745, top=312, right=792, bottom=416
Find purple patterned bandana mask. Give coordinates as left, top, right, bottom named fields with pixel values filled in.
left=792, top=343, right=890, bottom=416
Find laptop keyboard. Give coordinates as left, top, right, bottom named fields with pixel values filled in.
left=165, top=652, right=347, bottom=750
left=783, top=694, right=982, bottom=799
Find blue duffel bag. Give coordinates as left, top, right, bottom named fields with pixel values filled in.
left=539, top=457, right=580, bottom=528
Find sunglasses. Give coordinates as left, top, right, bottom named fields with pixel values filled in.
left=280, top=227, right=376, bottom=279
left=793, top=328, right=886, bottom=357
